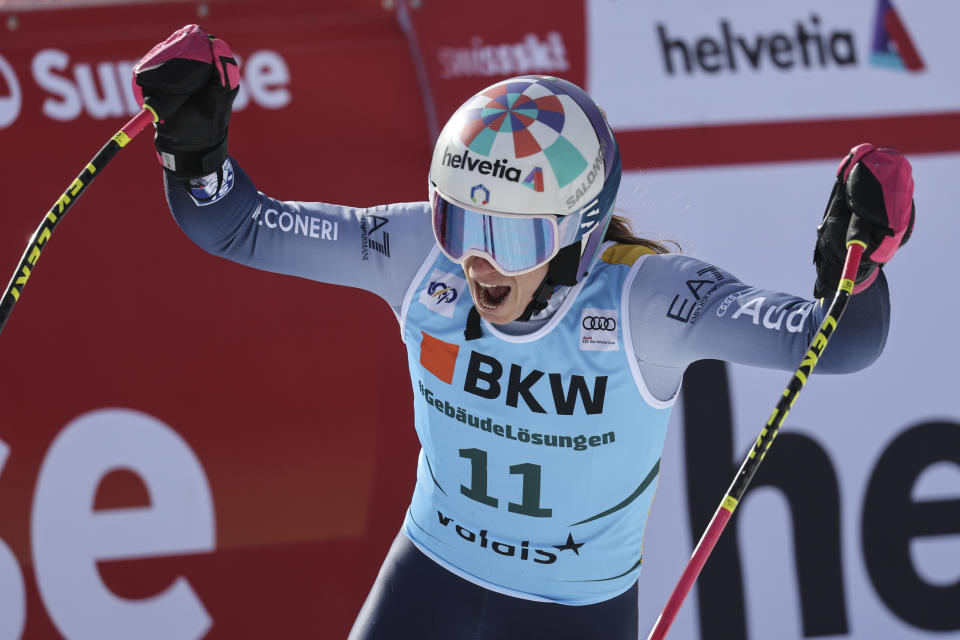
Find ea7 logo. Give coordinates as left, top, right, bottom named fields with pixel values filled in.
left=667, top=265, right=725, bottom=325
left=360, top=214, right=390, bottom=259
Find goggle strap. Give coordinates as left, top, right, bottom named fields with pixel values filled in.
left=548, top=242, right=584, bottom=287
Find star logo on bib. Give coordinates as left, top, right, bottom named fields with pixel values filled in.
left=554, top=532, right=585, bottom=556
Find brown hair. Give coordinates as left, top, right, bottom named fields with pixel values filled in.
left=603, top=214, right=676, bottom=254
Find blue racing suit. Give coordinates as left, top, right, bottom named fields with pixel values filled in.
left=164, top=158, right=889, bottom=635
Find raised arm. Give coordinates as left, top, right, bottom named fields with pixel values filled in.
left=627, top=144, right=915, bottom=400
left=628, top=253, right=890, bottom=374
left=133, top=25, right=435, bottom=311
left=164, top=160, right=436, bottom=310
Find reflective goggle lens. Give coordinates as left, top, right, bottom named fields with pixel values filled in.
left=432, top=194, right=558, bottom=274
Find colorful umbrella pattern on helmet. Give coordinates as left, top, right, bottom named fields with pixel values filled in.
left=457, top=79, right=589, bottom=188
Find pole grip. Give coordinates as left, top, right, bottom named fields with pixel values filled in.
left=841, top=241, right=865, bottom=287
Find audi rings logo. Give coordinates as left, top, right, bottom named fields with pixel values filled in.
left=716, top=292, right=740, bottom=318
left=580, top=307, right=618, bottom=351
left=582, top=315, right=616, bottom=331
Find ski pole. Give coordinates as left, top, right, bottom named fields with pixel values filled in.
left=647, top=240, right=867, bottom=640
left=0, top=108, right=157, bottom=338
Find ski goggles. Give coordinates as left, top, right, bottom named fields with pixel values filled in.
left=431, top=192, right=583, bottom=275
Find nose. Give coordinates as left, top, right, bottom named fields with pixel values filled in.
left=467, top=256, right=498, bottom=276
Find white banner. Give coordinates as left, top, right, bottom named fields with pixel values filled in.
left=587, top=0, right=958, bottom=129
left=626, top=153, right=960, bottom=639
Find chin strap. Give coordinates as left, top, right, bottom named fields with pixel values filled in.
left=518, top=242, right=581, bottom=321
left=465, top=305, right=483, bottom=341
left=517, top=274, right=557, bottom=321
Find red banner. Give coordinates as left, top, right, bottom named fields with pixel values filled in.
left=0, top=1, right=441, bottom=637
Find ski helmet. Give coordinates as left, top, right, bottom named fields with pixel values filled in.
left=429, top=75, right=622, bottom=286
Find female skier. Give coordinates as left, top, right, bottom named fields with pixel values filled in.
left=134, top=26, right=915, bottom=639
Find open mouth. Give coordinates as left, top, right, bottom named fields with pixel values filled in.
left=475, top=282, right=511, bottom=309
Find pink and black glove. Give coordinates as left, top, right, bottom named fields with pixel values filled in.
left=132, top=24, right=240, bottom=179
left=813, top=143, right=916, bottom=298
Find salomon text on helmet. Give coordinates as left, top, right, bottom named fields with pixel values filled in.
left=429, top=75, right=622, bottom=288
